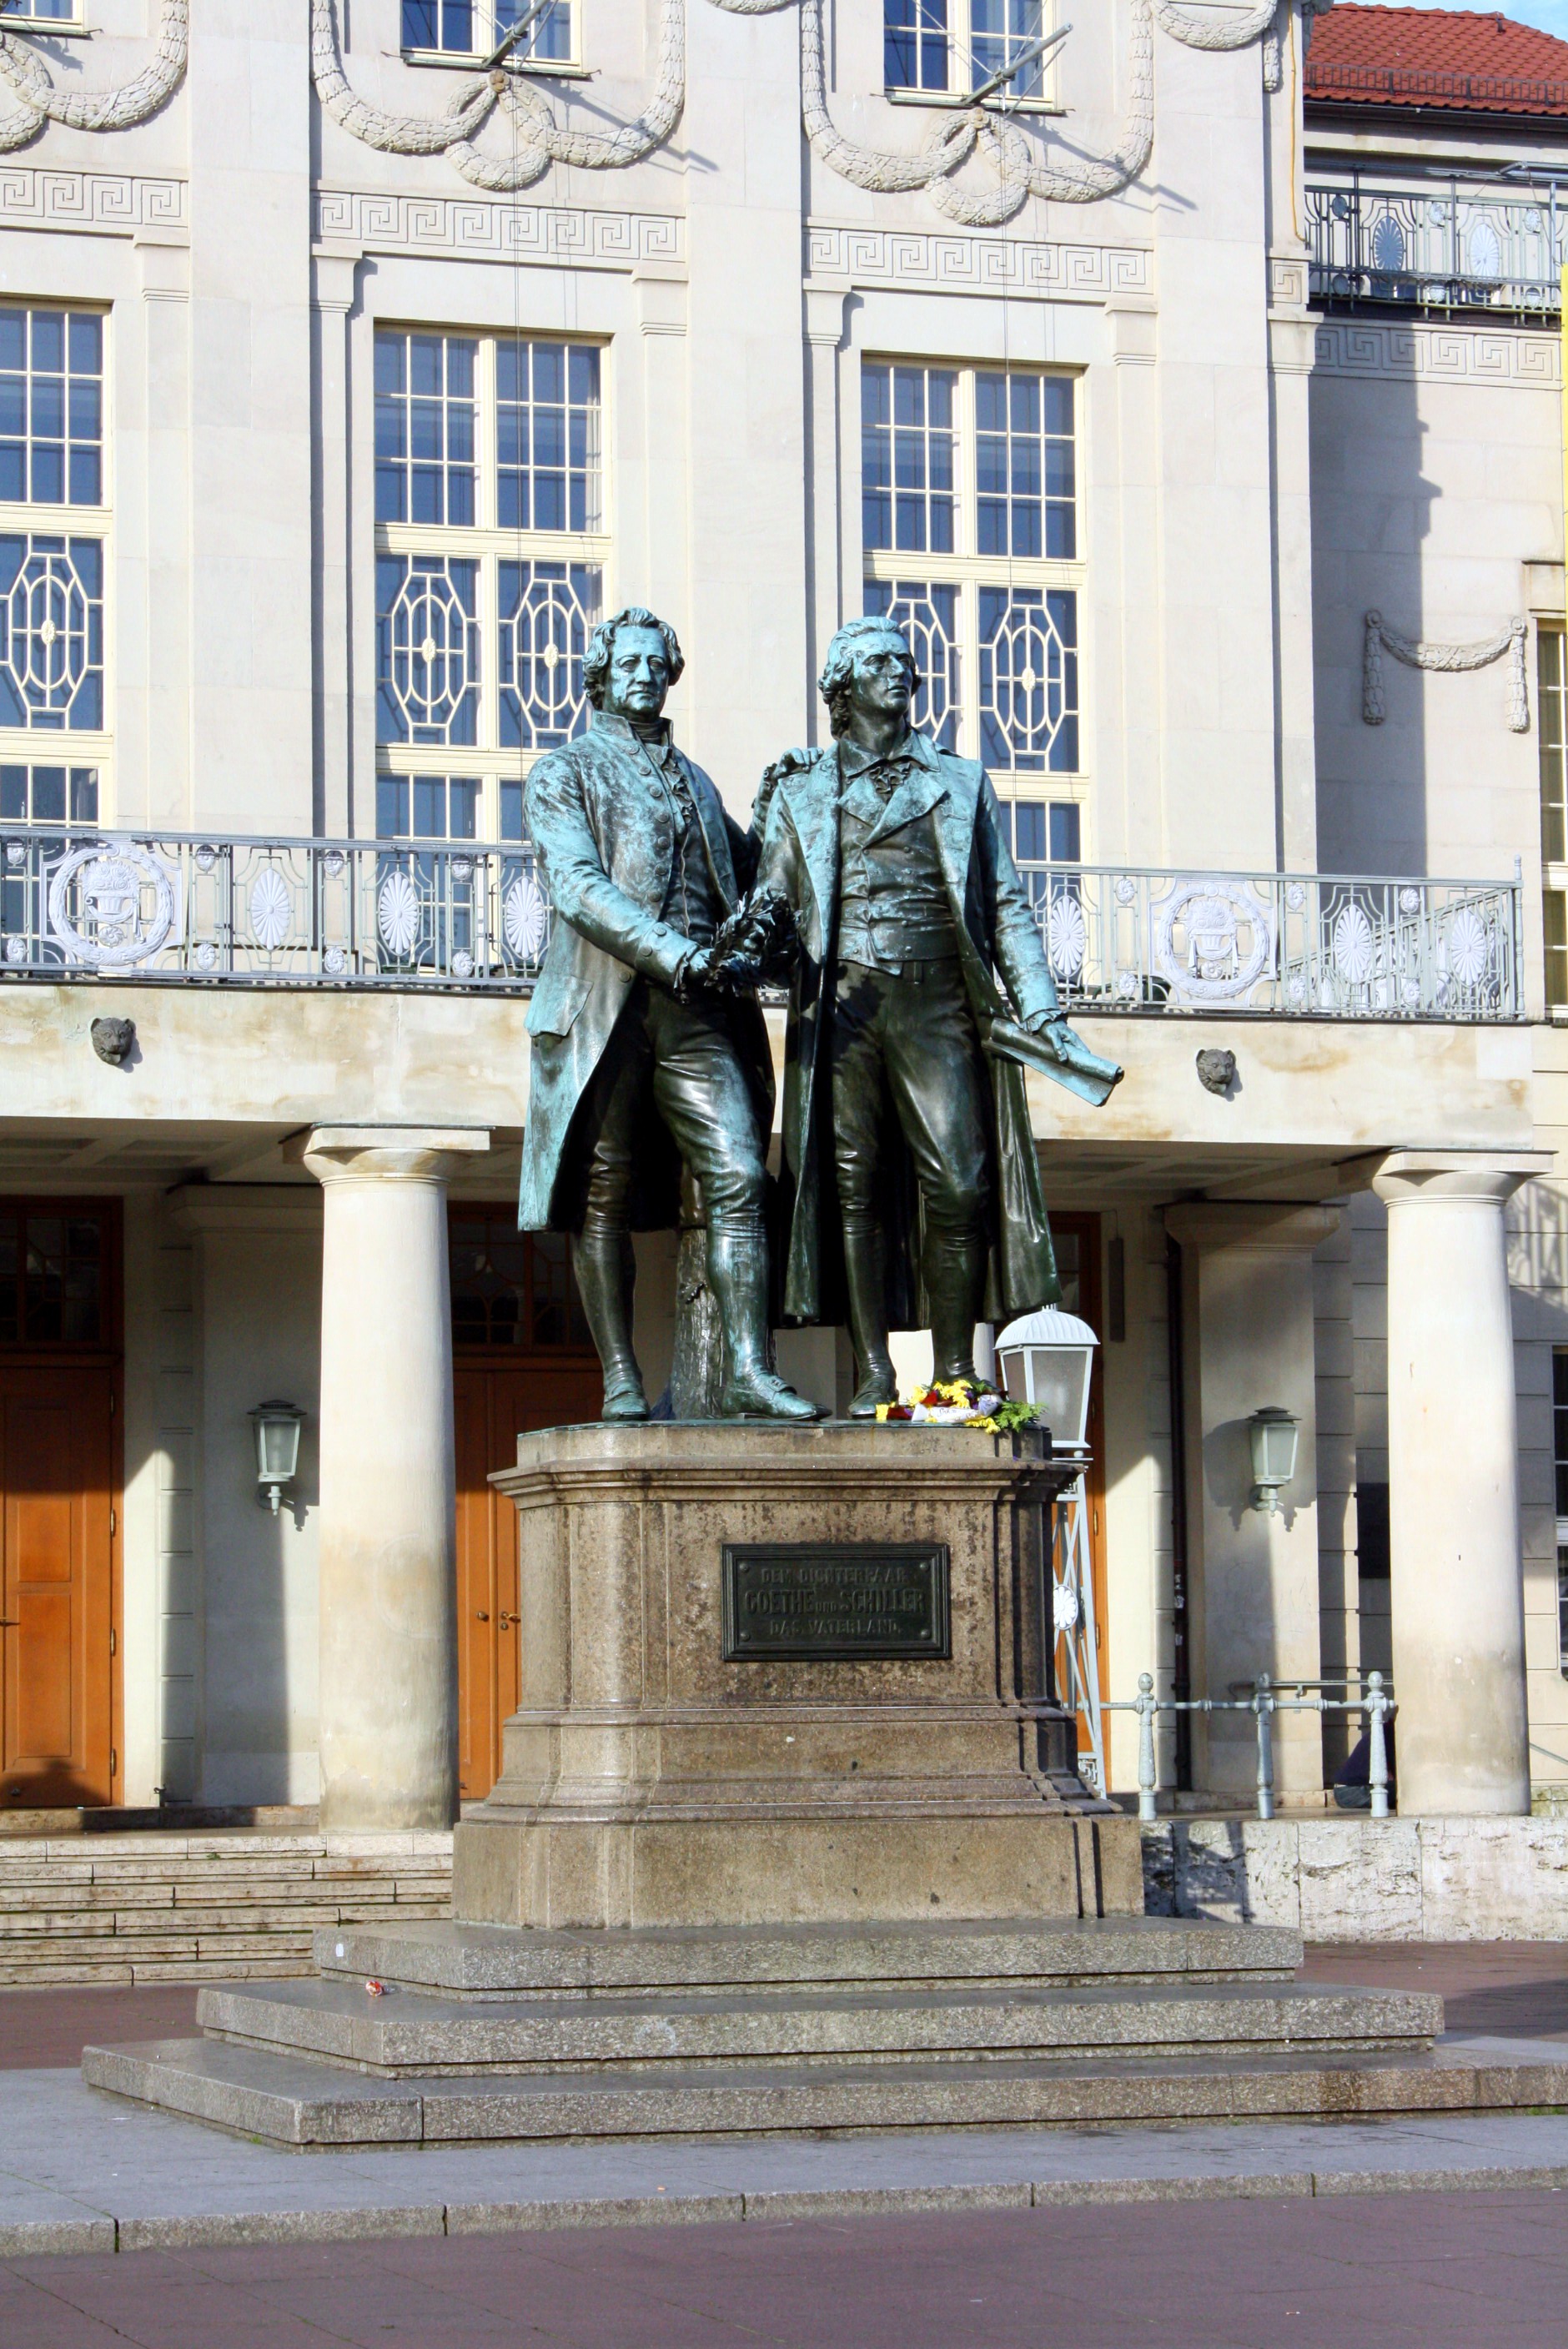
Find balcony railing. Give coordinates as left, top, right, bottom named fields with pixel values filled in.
left=1305, top=180, right=1563, bottom=317
left=0, top=826, right=1526, bottom=1021
left=1011, top=864, right=1522, bottom=1020
left=0, top=827, right=550, bottom=988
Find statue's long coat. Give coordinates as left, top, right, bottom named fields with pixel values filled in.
left=754, top=731, right=1062, bottom=1327
left=519, top=709, right=768, bottom=1234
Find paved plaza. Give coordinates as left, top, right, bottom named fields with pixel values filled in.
left=0, top=1944, right=1562, bottom=2341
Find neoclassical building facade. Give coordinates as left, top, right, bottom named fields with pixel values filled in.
left=0, top=0, right=1552, bottom=1826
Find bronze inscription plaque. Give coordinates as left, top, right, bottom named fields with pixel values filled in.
left=721, top=1542, right=950, bottom=1662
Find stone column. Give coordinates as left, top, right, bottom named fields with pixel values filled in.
left=1165, top=1204, right=1340, bottom=1802
left=293, top=1126, right=490, bottom=1828
left=1372, top=1150, right=1550, bottom=1816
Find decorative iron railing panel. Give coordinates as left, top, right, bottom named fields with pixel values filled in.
left=1305, top=181, right=1564, bottom=316
left=0, top=826, right=1525, bottom=1021
left=1005, top=863, right=1522, bottom=1020
left=0, top=827, right=551, bottom=987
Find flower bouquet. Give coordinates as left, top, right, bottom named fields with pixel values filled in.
left=874, top=1379, right=1040, bottom=1435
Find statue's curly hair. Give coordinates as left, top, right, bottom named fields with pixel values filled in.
left=582, top=606, right=685, bottom=710
left=818, top=615, right=921, bottom=737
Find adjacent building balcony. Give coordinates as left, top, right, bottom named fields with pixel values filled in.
left=0, top=825, right=1526, bottom=1023
left=1306, top=178, right=1563, bottom=318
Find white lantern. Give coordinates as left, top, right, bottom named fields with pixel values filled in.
left=249, top=1399, right=304, bottom=1514
left=1248, top=1406, right=1299, bottom=1514
left=995, top=1307, right=1098, bottom=1450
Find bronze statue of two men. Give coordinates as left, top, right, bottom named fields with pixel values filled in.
left=520, top=605, right=1118, bottom=1423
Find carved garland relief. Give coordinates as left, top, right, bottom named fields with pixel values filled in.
left=0, top=0, right=1316, bottom=226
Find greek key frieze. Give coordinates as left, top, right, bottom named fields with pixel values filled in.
left=1313, top=319, right=1560, bottom=388
left=313, top=189, right=683, bottom=267
left=0, top=168, right=186, bottom=233
left=805, top=224, right=1149, bottom=297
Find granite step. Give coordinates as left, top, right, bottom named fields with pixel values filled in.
left=81, top=2032, right=1568, bottom=2150
left=0, top=1830, right=452, bottom=1984
left=198, top=1972, right=1440, bottom=2076
left=312, top=1915, right=1306, bottom=2000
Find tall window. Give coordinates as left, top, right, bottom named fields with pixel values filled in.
left=1540, top=627, right=1567, bottom=1007
left=885, top=0, right=1053, bottom=100
left=862, top=357, right=1083, bottom=853
left=0, top=306, right=107, bottom=822
left=402, top=0, right=573, bottom=63
left=374, top=329, right=605, bottom=845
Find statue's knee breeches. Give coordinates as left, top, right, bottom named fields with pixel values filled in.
left=920, top=1164, right=989, bottom=1239
left=687, top=1136, right=766, bottom=1233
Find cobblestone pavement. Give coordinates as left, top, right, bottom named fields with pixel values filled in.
left=0, top=1946, right=1563, bottom=2341
left=2, top=2188, right=1565, bottom=2347
left=1297, top=1940, right=1568, bottom=2038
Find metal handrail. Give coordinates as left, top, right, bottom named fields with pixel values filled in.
left=0, top=822, right=1525, bottom=1019
left=1106, top=1670, right=1396, bottom=1823
left=1307, top=176, right=1565, bottom=317
left=0, top=822, right=551, bottom=990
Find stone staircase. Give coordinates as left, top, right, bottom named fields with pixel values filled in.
left=0, top=1829, right=453, bottom=1985
left=82, top=1912, right=1568, bottom=2146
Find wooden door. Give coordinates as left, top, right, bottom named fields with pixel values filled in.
left=0, top=1362, right=115, bottom=1808
left=455, top=1363, right=601, bottom=1799
left=1047, top=1213, right=1109, bottom=1763
left=450, top=1207, right=601, bottom=1801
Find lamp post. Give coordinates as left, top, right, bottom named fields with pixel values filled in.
left=1248, top=1405, right=1300, bottom=1515
left=997, top=1306, right=1104, bottom=1789
left=249, top=1399, right=304, bottom=1515
left=994, top=1307, right=1098, bottom=1448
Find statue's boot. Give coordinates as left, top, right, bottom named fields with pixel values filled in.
left=711, top=1226, right=821, bottom=1421
left=842, top=1229, right=897, bottom=1418
left=574, top=1230, right=649, bottom=1422
left=927, top=1227, right=988, bottom=1391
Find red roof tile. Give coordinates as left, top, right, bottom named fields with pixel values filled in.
left=1305, top=4, right=1568, bottom=114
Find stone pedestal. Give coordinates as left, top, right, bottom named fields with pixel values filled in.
left=454, top=1422, right=1137, bottom=1931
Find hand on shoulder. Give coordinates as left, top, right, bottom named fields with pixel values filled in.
left=750, top=745, right=812, bottom=834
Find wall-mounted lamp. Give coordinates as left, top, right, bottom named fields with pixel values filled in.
left=1248, top=1406, right=1300, bottom=1515
left=995, top=1307, right=1099, bottom=1450
left=249, top=1399, right=304, bottom=1514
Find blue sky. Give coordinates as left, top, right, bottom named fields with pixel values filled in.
left=1378, top=0, right=1568, bottom=45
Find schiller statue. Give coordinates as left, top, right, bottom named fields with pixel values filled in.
left=753, top=614, right=1121, bottom=1418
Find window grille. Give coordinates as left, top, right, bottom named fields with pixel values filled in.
left=374, top=334, right=477, bottom=528
left=862, top=365, right=956, bottom=555
left=861, top=357, right=1084, bottom=843
left=0, top=1201, right=109, bottom=1346
left=0, top=763, right=97, bottom=824
left=0, top=309, right=102, bottom=508
left=402, top=0, right=573, bottom=63
left=374, top=328, right=606, bottom=846
left=0, top=305, right=108, bottom=809
left=885, top=0, right=1050, bottom=99
left=450, top=1210, right=592, bottom=1350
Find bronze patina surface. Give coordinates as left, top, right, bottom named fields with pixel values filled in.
left=519, top=605, right=815, bottom=1426
left=753, top=614, right=1122, bottom=1419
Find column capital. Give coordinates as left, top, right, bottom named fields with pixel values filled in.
left=288, top=1126, right=490, bottom=1186
left=1372, top=1148, right=1555, bottom=1210
left=1164, top=1202, right=1340, bottom=1255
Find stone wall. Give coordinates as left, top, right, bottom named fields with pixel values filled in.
left=1143, top=1814, right=1568, bottom=1940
